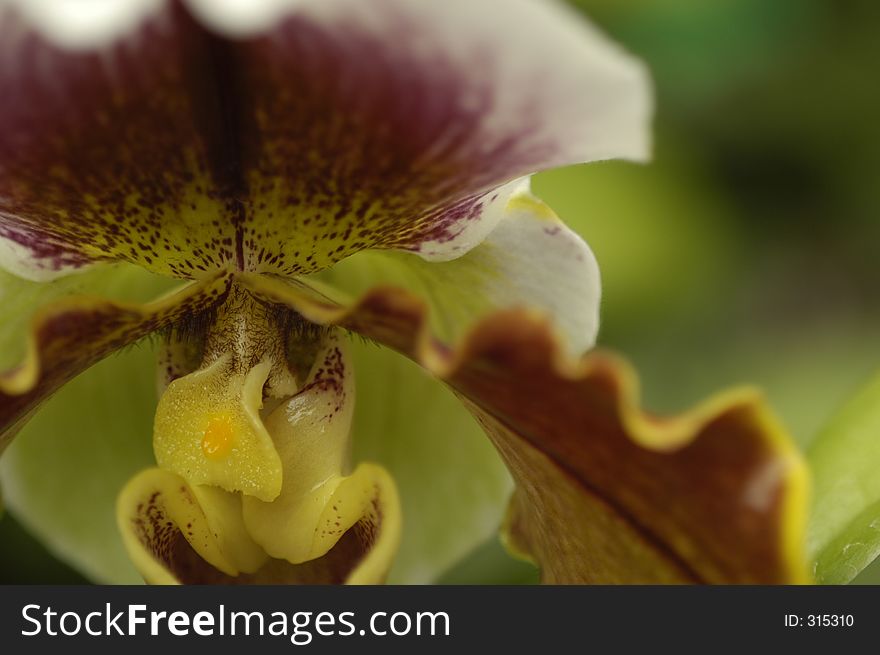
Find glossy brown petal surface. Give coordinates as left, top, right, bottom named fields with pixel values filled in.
left=239, top=275, right=811, bottom=584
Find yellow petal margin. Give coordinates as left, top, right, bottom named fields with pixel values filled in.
left=238, top=274, right=811, bottom=584
left=0, top=273, right=231, bottom=454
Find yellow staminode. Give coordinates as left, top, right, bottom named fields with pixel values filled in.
left=119, top=334, right=401, bottom=584
left=153, top=355, right=283, bottom=502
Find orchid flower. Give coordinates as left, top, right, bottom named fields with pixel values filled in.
left=0, top=0, right=810, bottom=584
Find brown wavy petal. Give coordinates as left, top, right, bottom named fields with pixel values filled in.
left=238, top=274, right=811, bottom=584
left=0, top=273, right=229, bottom=451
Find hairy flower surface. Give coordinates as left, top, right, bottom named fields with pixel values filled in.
left=0, top=0, right=809, bottom=584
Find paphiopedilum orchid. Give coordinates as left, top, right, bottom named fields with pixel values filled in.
left=0, top=0, right=811, bottom=584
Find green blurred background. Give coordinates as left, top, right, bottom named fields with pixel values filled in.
left=2, top=0, right=879, bottom=583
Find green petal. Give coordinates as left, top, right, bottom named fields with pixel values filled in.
left=0, top=264, right=210, bottom=581
left=349, top=339, right=512, bottom=584
left=808, top=370, right=880, bottom=584
left=0, top=340, right=157, bottom=583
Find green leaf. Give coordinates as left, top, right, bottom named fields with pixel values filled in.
left=808, top=370, right=880, bottom=583
left=349, top=338, right=512, bottom=584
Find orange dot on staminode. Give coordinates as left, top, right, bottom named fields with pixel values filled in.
left=201, top=414, right=235, bottom=460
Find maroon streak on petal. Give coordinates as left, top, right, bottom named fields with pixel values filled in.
left=1, top=0, right=648, bottom=280
left=168, top=528, right=381, bottom=584
left=201, top=0, right=649, bottom=271
left=0, top=273, right=230, bottom=451
left=238, top=275, right=811, bottom=584
left=0, top=4, right=249, bottom=279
